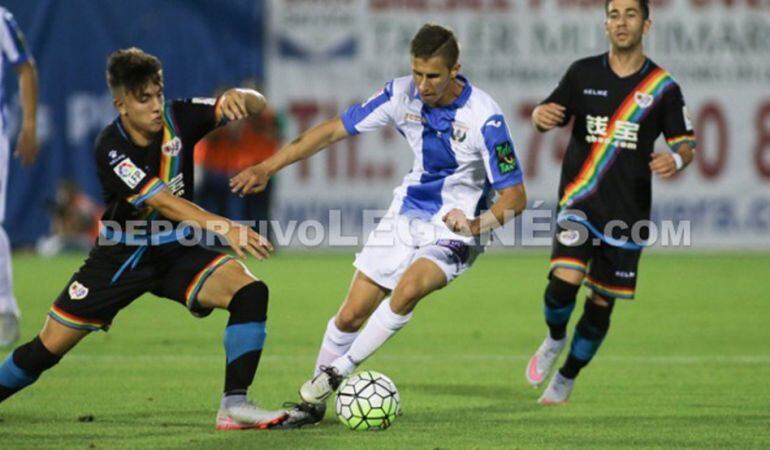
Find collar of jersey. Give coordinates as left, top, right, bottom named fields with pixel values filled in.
left=114, top=116, right=161, bottom=148
left=411, top=74, right=472, bottom=110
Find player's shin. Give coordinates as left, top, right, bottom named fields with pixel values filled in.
left=0, top=336, right=62, bottom=402
left=332, top=298, right=412, bottom=376
left=544, top=277, right=580, bottom=340
left=222, top=281, right=268, bottom=402
left=559, top=298, right=615, bottom=379
left=313, top=316, right=360, bottom=376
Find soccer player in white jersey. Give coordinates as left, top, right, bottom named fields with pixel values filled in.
left=231, top=23, right=527, bottom=427
left=0, top=7, right=38, bottom=347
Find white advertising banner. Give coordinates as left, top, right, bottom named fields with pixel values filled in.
left=266, top=0, right=770, bottom=249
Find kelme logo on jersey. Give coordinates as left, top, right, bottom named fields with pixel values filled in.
left=68, top=281, right=89, bottom=300
left=495, top=142, right=517, bottom=174
left=162, top=137, right=182, bottom=157
left=634, top=91, right=654, bottom=108
left=114, top=158, right=146, bottom=189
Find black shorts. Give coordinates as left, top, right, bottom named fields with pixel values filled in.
left=549, top=224, right=642, bottom=300
left=50, top=243, right=235, bottom=331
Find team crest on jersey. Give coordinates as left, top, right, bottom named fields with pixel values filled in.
left=162, top=137, right=182, bottom=157
left=114, top=158, right=146, bottom=189
left=557, top=229, right=581, bottom=246
left=68, top=281, right=89, bottom=300
left=451, top=123, right=468, bottom=143
left=495, top=142, right=517, bottom=174
left=634, top=91, right=654, bottom=109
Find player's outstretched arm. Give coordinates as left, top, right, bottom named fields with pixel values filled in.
left=217, top=88, right=267, bottom=122
left=229, top=117, right=350, bottom=195
left=145, top=189, right=273, bottom=259
left=443, top=183, right=527, bottom=236
left=649, top=143, right=695, bottom=178
left=531, top=103, right=566, bottom=133
left=14, top=60, right=38, bottom=166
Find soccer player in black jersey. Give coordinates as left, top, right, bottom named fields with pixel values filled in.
left=0, top=48, right=288, bottom=429
left=525, top=0, right=696, bottom=403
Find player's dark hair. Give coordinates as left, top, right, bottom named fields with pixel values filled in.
left=410, top=24, right=460, bottom=68
left=606, top=0, right=650, bottom=20
left=106, top=47, right=163, bottom=98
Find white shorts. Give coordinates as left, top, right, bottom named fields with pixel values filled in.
left=353, top=212, right=481, bottom=290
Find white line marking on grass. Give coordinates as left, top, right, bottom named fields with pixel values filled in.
left=59, top=354, right=770, bottom=365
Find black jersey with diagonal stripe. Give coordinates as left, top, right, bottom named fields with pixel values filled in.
left=542, top=53, right=695, bottom=230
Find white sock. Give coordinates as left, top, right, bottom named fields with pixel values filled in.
left=314, top=317, right=359, bottom=376
left=332, top=299, right=412, bottom=376
left=0, top=225, right=19, bottom=317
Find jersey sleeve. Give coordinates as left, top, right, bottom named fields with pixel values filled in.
left=174, top=97, right=228, bottom=144
left=480, top=114, right=524, bottom=190
left=340, top=80, right=397, bottom=136
left=541, top=62, right=577, bottom=126
left=0, top=10, right=31, bottom=66
left=95, top=140, right=165, bottom=209
left=661, top=83, right=697, bottom=151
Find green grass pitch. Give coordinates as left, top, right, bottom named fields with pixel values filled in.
left=1, top=251, right=769, bottom=449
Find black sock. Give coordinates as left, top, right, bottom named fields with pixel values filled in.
left=0, top=337, right=62, bottom=402
left=560, top=298, right=614, bottom=379
left=223, top=281, right=269, bottom=397
left=543, top=277, right=580, bottom=340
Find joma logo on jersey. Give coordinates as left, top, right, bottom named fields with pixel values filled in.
left=168, top=173, right=185, bottom=197
left=162, top=137, right=182, bottom=157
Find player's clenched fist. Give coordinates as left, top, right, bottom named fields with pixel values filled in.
left=531, top=103, right=566, bottom=132
left=649, top=152, right=678, bottom=178
left=442, top=208, right=474, bottom=237
left=219, top=88, right=255, bottom=121
left=230, top=164, right=270, bottom=195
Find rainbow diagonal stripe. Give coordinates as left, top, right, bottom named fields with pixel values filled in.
left=159, top=102, right=182, bottom=183
left=184, top=255, right=234, bottom=308
left=559, top=67, right=675, bottom=209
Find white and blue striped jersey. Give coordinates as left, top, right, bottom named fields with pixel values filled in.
left=341, top=75, right=523, bottom=242
left=0, top=6, right=31, bottom=135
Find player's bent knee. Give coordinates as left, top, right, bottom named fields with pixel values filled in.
left=228, top=280, right=269, bottom=323
left=39, top=318, right=89, bottom=356
left=552, top=267, right=585, bottom=285
left=336, top=307, right=367, bottom=332
left=589, top=292, right=613, bottom=308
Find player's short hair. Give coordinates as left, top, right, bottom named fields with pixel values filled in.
left=410, top=24, right=460, bottom=68
left=606, top=0, right=650, bottom=19
left=106, top=47, right=163, bottom=98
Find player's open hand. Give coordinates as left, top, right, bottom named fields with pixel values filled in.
left=224, top=221, right=273, bottom=260
left=230, top=164, right=269, bottom=195
left=218, top=88, right=251, bottom=122
left=15, top=125, right=38, bottom=166
left=532, top=103, right=566, bottom=132
left=649, top=152, right=677, bottom=178
left=443, top=209, right=474, bottom=237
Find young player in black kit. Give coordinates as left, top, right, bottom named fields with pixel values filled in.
left=525, top=0, right=696, bottom=403
left=0, top=48, right=288, bottom=429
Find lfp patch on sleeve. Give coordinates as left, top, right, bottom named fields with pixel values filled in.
left=114, top=158, right=146, bottom=189
left=495, top=142, right=517, bottom=174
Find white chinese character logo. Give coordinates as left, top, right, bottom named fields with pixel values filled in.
left=613, top=121, right=640, bottom=149
left=585, top=115, right=609, bottom=144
